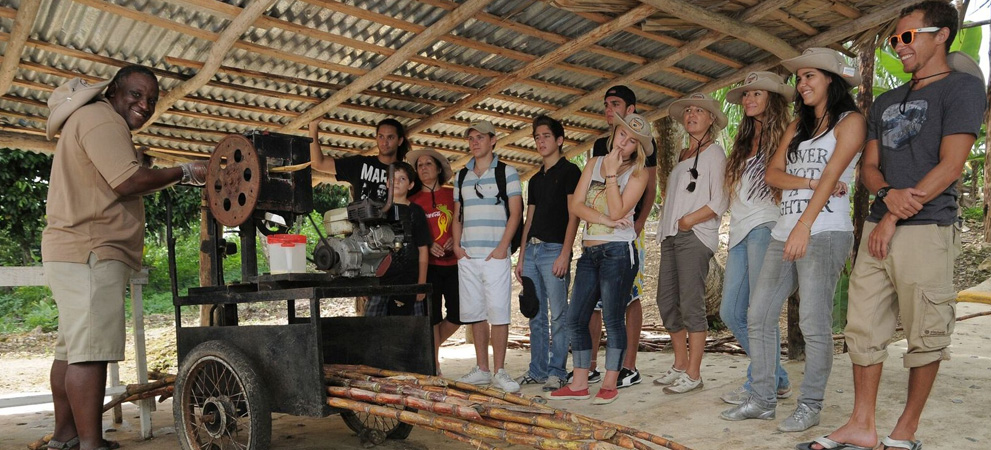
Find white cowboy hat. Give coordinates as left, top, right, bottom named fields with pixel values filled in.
left=667, top=93, right=728, bottom=130
left=613, top=113, right=654, bottom=157
left=726, top=71, right=795, bottom=104
left=781, top=47, right=862, bottom=87
left=947, top=51, right=985, bottom=84
left=407, top=147, right=454, bottom=184
left=46, top=78, right=111, bottom=140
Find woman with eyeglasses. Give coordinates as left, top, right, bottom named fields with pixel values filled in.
left=721, top=48, right=865, bottom=433
left=549, top=113, right=651, bottom=405
left=718, top=72, right=794, bottom=406
left=407, top=148, right=460, bottom=375
left=653, top=93, right=729, bottom=395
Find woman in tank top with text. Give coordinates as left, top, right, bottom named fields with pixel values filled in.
left=721, top=48, right=866, bottom=434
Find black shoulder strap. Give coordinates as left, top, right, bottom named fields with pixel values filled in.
left=495, top=161, right=509, bottom=213
left=457, top=167, right=469, bottom=223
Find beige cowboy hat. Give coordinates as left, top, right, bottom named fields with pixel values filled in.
left=668, top=93, right=728, bottom=130
left=781, top=47, right=862, bottom=87
left=46, top=77, right=112, bottom=140
left=726, top=71, right=795, bottom=104
left=613, top=113, right=654, bottom=157
left=407, top=147, right=454, bottom=184
left=947, top=51, right=985, bottom=84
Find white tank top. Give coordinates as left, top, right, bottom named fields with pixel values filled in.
left=582, top=157, right=637, bottom=243
left=771, top=113, right=860, bottom=241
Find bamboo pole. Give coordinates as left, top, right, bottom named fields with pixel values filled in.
left=327, top=386, right=484, bottom=422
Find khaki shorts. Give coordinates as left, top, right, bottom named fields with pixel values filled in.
left=845, top=222, right=959, bottom=368
left=46, top=253, right=133, bottom=364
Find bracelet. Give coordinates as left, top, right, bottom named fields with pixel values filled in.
left=798, top=219, right=812, bottom=230
left=808, top=178, right=813, bottom=190
left=604, top=174, right=618, bottom=179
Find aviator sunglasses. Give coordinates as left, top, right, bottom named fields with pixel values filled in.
left=888, top=27, right=941, bottom=47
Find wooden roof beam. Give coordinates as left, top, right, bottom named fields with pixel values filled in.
left=638, top=0, right=801, bottom=60
left=141, top=0, right=277, bottom=130
left=278, top=0, right=494, bottom=134
left=831, top=1, right=863, bottom=19
left=408, top=4, right=656, bottom=139
left=482, top=0, right=795, bottom=167
left=638, top=0, right=924, bottom=125
left=0, top=0, right=42, bottom=96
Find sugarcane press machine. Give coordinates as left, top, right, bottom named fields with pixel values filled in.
left=169, top=132, right=433, bottom=450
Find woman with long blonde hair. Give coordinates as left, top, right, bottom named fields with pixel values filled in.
left=719, top=72, right=794, bottom=406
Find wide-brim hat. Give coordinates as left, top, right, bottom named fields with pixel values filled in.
left=614, top=113, right=654, bottom=157
left=781, top=47, right=861, bottom=87
left=667, top=93, right=728, bottom=130
left=47, top=78, right=111, bottom=140
left=947, top=51, right=985, bottom=84
left=726, top=71, right=795, bottom=104
left=407, top=147, right=454, bottom=184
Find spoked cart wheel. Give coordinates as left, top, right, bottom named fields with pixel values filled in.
left=174, top=340, right=272, bottom=450
left=341, top=406, right=414, bottom=442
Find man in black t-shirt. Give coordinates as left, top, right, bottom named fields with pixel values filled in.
left=582, top=85, right=657, bottom=389
left=308, top=118, right=411, bottom=203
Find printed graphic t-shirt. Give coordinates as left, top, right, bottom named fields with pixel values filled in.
left=335, top=155, right=390, bottom=203
left=409, top=187, right=458, bottom=266
left=867, top=72, right=986, bottom=226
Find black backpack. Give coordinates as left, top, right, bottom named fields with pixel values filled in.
left=457, top=161, right=523, bottom=255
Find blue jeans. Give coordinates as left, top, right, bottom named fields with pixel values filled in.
left=567, top=241, right=638, bottom=372
left=748, top=231, right=852, bottom=411
left=720, top=223, right=789, bottom=392
left=523, top=242, right=571, bottom=380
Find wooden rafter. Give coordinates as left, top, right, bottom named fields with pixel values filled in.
left=406, top=4, right=657, bottom=137
left=638, top=0, right=801, bottom=60
left=139, top=0, right=276, bottom=130
left=278, top=0, right=494, bottom=134
left=0, top=0, right=41, bottom=96
left=473, top=0, right=796, bottom=172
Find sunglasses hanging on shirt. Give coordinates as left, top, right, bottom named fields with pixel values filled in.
left=474, top=180, right=502, bottom=205
left=686, top=129, right=710, bottom=193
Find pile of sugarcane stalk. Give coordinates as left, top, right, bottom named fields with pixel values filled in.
left=325, top=364, right=693, bottom=450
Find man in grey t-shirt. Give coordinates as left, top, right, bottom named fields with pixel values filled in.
left=805, top=3, right=986, bottom=450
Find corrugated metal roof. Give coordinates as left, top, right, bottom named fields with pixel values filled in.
left=1, top=0, right=896, bottom=177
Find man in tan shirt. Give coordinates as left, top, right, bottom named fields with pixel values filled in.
left=42, top=65, right=206, bottom=450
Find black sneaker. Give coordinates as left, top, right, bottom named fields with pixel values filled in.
left=566, top=368, right=602, bottom=384
left=617, top=367, right=641, bottom=389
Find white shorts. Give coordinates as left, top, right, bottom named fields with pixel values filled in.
left=457, top=257, right=512, bottom=325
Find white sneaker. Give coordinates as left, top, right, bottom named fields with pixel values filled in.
left=652, top=366, right=685, bottom=386
left=491, top=369, right=521, bottom=393
left=662, top=373, right=703, bottom=394
left=457, top=366, right=491, bottom=386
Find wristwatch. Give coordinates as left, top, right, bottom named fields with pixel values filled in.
left=876, top=186, right=892, bottom=200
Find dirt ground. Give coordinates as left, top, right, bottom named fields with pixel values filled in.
left=3, top=218, right=991, bottom=449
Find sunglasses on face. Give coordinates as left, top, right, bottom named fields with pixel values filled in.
left=474, top=181, right=502, bottom=205
left=888, top=27, right=941, bottom=47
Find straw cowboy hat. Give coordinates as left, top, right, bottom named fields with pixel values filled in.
left=46, top=77, right=112, bottom=140
left=668, top=93, right=728, bottom=130
left=781, top=47, right=862, bottom=87
left=726, top=71, right=795, bottom=104
left=407, top=147, right=454, bottom=184
left=947, top=51, right=985, bottom=84
left=612, top=113, right=654, bottom=157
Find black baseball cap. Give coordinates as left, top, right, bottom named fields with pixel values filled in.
left=604, top=85, right=637, bottom=107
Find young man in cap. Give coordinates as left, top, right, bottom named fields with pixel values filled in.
left=514, top=115, right=582, bottom=391
left=580, top=85, right=658, bottom=387
left=452, top=120, right=524, bottom=392
left=43, top=66, right=207, bottom=450
left=805, top=3, right=986, bottom=450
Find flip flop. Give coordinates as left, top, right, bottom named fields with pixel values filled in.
left=795, top=435, right=874, bottom=450
left=47, top=436, right=79, bottom=450
left=881, top=436, right=922, bottom=450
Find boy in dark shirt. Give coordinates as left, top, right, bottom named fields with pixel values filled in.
left=379, top=162, right=432, bottom=316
